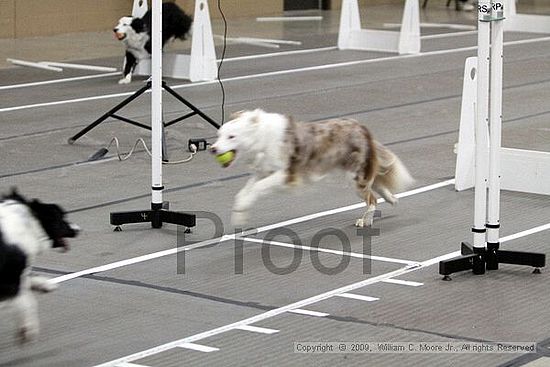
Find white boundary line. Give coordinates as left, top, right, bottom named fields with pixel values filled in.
left=219, top=47, right=336, bottom=62
left=336, top=293, right=379, bottom=302
left=241, top=237, right=419, bottom=266
left=288, top=309, right=330, bottom=317
left=256, top=16, right=324, bottom=22
left=421, top=30, right=478, bottom=40
left=0, top=72, right=121, bottom=91
left=176, top=343, right=219, bottom=352
left=500, top=223, right=550, bottom=243
left=0, top=47, right=333, bottom=92
left=384, top=22, right=477, bottom=31
left=87, top=204, right=547, bottom=366
left=93, top=251, right=460, bottom=367
left=381, top=278, right=423, bottom=287
left=235, top=325, right=279, bottom=334
left=50, top=179, right=454, bottom=285
left=4, top=36, right=550, bottom=113
left=94, top=214, right=550, bottom=367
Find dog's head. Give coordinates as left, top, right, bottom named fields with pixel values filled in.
left=210, top=109, right=265, bottom=168
left=113, top=16, right=144, bottom=42
left=4, top=189, right=79, bottom=251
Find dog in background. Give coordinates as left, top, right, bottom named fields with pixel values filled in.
left=211, top=109, right=414, bottom=227
left=113, top=2, right=193, bottom=84
left=0, top=190, right=79, bottom=343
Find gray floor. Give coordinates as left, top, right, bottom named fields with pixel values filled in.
left=1, top=3, right=550, bottom=367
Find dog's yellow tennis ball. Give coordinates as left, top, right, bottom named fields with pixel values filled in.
left=216, top=151, right=235, bottom=166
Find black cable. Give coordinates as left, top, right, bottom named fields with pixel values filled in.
left=217, top=0, right=228, bottom=125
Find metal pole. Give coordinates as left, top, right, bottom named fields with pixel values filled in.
left=486, top=0, right=505, bottom=268
left=473, top=0, right=492, bottom=251
left=151, top=0, right=163, bottom=214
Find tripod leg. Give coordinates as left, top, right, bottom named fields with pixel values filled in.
left=68, top=83, right=151, bottom=144
left=163, top=83, right=221, bottom=129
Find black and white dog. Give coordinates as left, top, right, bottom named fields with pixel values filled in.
left=113, top=2, right=193, bottom=84
left=0, top=190, right=79, bottom=342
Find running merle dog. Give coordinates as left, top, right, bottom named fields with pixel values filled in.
left=113, top=2, right=193, bottom=84
left=0, top=190, right=79, bottom=343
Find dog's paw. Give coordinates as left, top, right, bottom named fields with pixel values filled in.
left=387, top=196, right=398, bottom=206
left=17, top=324, right=39, bottom=344
left=355, top=218, right=373, bottom=228
left=30, top=277, right=58, bottom=293
left=118, top=76, right=131, bottom=84
left=231, top=211, right=249, bottom=227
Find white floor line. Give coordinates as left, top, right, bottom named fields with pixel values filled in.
left=241, top=237, right=419, bottom=266
left=256, top=16, right=324, bottom=22
left=288, top=309, right=330, bottom=317
left=177, top=343, right=219, bottom=353
left=336, top=293, right=379, bottom=302
left=235, top=325, right=279, bottom=334
left=0, top=72, right=121, bottom=91
left=381, top=278, right=423, bottom=287
left=500, top=223, right=550, bottom=244
left=4, top=36, right=550, bottom=113
left=50, top=179, right=454, bottom=285
left=421, top=30, right=478, bottom=40
left=116, top=363, right=149, bottom=367
left=91, top=251, right=459, bottom=367
left=220, top=46, right=336, bottom=62
left=0, top=47, right=333, bottom=92
left=384, top=22, right=477, bottom=31
left=92, top=218, right=550, bottom=367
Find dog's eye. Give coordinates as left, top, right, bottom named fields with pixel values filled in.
left=228, top=135, right=236, bottom=140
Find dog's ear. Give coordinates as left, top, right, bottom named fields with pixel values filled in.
left=131, top=18, right=145, bottom=33
left=5, top=187, right=26, bottom=202
left=230, top=110, right=245, bottom=120
left=251, top=109, right=265, bottom=124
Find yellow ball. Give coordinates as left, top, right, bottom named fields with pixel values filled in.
left=215, top=151, right=235, bottom=166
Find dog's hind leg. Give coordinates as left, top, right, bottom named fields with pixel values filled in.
left=373, top=181, right=397, bottom=205
left=12, top=288, right=40, bottom=343
left=355, top=189, right=377, bottom=228
left=355, top=176, right=377, bottom=227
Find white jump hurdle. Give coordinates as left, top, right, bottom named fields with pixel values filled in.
left=132, top=0, right=217, bottom=82
left=440, top=0, right=546, bottom=278
left=454, top=66, right=550, bottom=195
left=338, top=0, right=420, bottom=54
left=503, top=0, right=550, bottom=34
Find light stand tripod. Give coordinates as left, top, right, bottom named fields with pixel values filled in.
left=69, top=1, right=219, bottom=231
left=67, top=81, right=220, bottom=144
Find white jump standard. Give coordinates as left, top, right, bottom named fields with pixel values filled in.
left=439, top=1, right=545, bottom=279
left=338, top=0, right=420, bottom=55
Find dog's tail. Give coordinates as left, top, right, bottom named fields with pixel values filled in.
left=373, top=142, right=414, bottom=194
left=163, top=3, right=193, bottom=40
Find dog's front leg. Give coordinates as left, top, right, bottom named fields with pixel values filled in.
left=232, top=170, right=286, bottom=226
left=30, top=276, right=58, bottom=293
left=231, top=176, right=257, bottom=226
left=12, top=288, right=40, bottom=343
left=119, top=52, right=136, bottom=84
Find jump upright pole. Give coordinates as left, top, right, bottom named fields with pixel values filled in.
left=150, top=0, right=163, bottom=219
